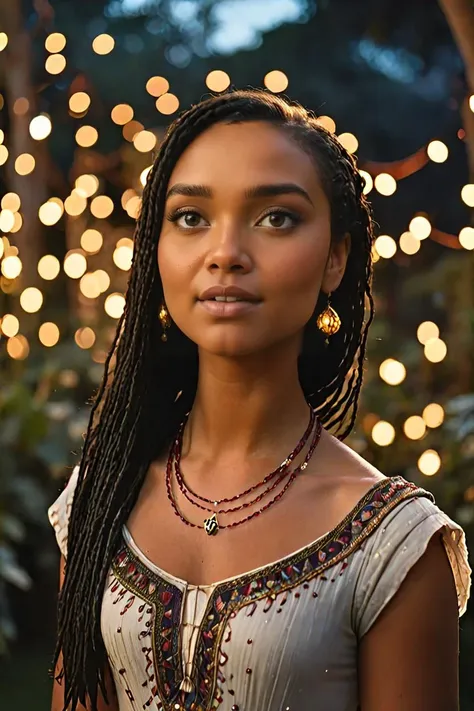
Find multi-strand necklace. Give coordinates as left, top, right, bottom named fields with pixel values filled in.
left=165, top=408, right=322, bottom=536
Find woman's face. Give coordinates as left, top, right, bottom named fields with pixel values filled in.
left=158, top=121, right=349, bottom=358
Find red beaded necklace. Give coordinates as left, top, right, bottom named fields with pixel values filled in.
left=165, top=414, right=322, bottom=536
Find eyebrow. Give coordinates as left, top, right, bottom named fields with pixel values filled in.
left=166, top=182, right=314, bottom=206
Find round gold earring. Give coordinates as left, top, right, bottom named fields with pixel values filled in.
left=316, top=292, right=341, bottom=344
left=159, top=303, right=171, bottom=342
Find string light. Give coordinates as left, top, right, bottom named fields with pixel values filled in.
left=403, top=415, right=426, bottom=440
left=206, top=70, right=231, bottom=92
left=45, top=33, right=66, bottom=53
left=133, top=130, right=157, bottom=153
left=0, top=314, right=19, bottom=337
left=2, top=193, right=21, bottom=212
left=359, top=170, right=373, bottom=195
left=1, top=256, right=22, bottom=279
left=75, top=326, right=96, bottom=349
left=7, top=334, right=29, bottom=360
left=113, top=244, right=133, bottom=271
left=140, top=166, right=152, bottom=187
left=38, top=255, right=60, bottom=281
left=75, top=174, right=99, bottom=198
left=337, top=133, right=358, bottom=154
left=10, top=213, right=22, bottom=233
left=20, top=287, right=43, bottom=313
left=104, top=292, right=125, bottom=318
left=95, top=270, right=110, bottom=293
left=459, top=226, right=474, bottom=250
left=374, top=234, right=397, bottom=259
left=399, top=231, right=420, bottom=255
left=125, top=196, right=141, bottom=219
left=79, top=272, right=102, bottom=299
left=64, top=252, right=87, bottom=279
left=0, top=210, right=15, bottom=232
left=470, top=95, right=474, bottom=112
left=424, top=337, right=447, bottom=363
left=121, top=189, right=137, bottom=209
left=15, top=153, right=35, bottom=175
left=45, top=54, right=66, bottom=75
left=379, top=358, right=406, bottom=385
left=64, top=192, right=87, bottom=216
left=427, top=140, right=448, bottom=163
left=0, top=129, right=4, bottom=143
left=461, top=184, right=474, bottom=207
left=155, top=93, right=180, bottom=115
left=0, top=33, right=8, bottom=52
left=92, top=34, right=115, bottom=55
left=409, top=216, right=431, bottom=240
left=146, top=76, right=169, bottom=97
left=111, top=104, right=134, bottom=125
left=417, top=321, right=439, bottom=345
left=423, top=403, right=445, bottom=428
left=90, top=195, right=114, bottom=218
left=418, top=449, right=441, bottom=476
left=0, top=145, right=9, bottom=165
left=75, top=125, right=98, bottom=147
left=371, top=421, right=395, bottom=447
left=264, top=70, right=288, bottom=93
left=80, top=229, right=103, bottom=253
left=29, top=114, right=52, bottom=140
left=0, top=239, right=3, bottom=258
left=316, top=116, right=336, bottom=133
left=69, top=92, right=91, bottom=113
left=39, top=322, right=60, bottom=347
left=116, top=237, right=133, bottom=249
left=123, top=120, right=144, bottom=142
left=375, top=173, right=397, bottom=196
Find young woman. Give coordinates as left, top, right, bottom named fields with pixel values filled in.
left=48, top=89, right=470, bottom=711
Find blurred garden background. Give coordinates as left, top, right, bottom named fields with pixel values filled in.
left=0, top=0, right=474, bottom=707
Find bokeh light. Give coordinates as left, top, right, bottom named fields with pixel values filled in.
left=0, top=145, right=8, bottom=166
left=374, top=235, right=397, bottom=259
left=20, top=287, right=43, bottom=313
left=64, top=252, right=87, bottom=279
left=64, top=192, right=87, bottom=216
left=399, top=231, right=421, bottom=255
left=75, top=327, right=96, bottom=349
left=461, top=184, right=474, bottom=207
left=38, top=255, right=60, bottom=280
left=2, top=193, right=21, bottom=212
left=0, top=210, right=15, bottom=232
left=39, top=322, right=60, bottom=347
left=45, top=33, right=66, bottom=53
left=359, top=170, right=373, bottom=195
left=459, top=226, right=474, bottom=250
left=15, top=153, right=35, bottom=175
left=409, top=216, right=431, bottom=240
left=0, top=33, right=8, bottom=52
left=105, top=293, right=125, bottom=318
left=39, top=198, right=64, bottom=225
left=123, top=120, right=144, bottom=142
left=81, top=229, right=103, bottom=253
left=371, top=421, right=396, bottom=447
left=140, top=166, right=152, bottom=187
left=95, top=269, right=110, bottom=293
left=75, top=125, right=98, bottom=147
left=90, top=195, right=114, bottom=218
left=80, top=272, right=102, bottom=299
left=206, top=70, right=231, bottom=92
left=417, top=321, right=439, bottom=345
left=379, top=358, right=406, bottom=385
left=113, top=244, right=133, bottom=271
left=7, top=334, right=29, bottom=360
left=10, top=212, right=23, bottom=233
left=0, top=314, right=19, bottom=337
left=125, top=196, right=142, bottom=219
left=403, top=416, right=426, bottom=440
left=146, top=76, right=170, bottom=97
left=424, top=337, right=447, bottom=363
left=111, top=104, right=134, bottom=125
left=92, top=34, right=115, bottom=55
left=69, top=92, right=91, bottom=113
left=75, top=174, right=99, bottom=198
left=375, top=173, right=397, bottom=196
left=13, top=98, right=29, bottom=116
left=264, top=70, right=289, bottom=93
left=45, top=54, right=66, bottom=75
left=423, top=403, right=445, bottom=428
left=316, top=116, right=336, bottom=133
left=427, top=140, right=448, bottom=163
left=29, top=115, right=52, bottom=140
left=418, top=449, right=441, bottom=476
left=133, top=130, right=157, bottom=153
left=337, top=133, right=359, bottom=154
left=156, top=93, right=180, bottom=115
left=1, top=255, right=22, bottom=279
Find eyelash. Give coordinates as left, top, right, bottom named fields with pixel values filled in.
left=165, top=207, right=303, bottom=230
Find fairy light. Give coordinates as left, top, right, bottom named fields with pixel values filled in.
left=461, top=184, right=474, bottom=207
left=105, top=293, right=125, bottom=318
left=116, top=237, right=134, bottom=249
left=121, top=189, right=137, bottom=209
left=7, top=335, right=29, bottom=360
left=0, top=210, right=15, bottom=232
left=206, top=70, right=231, bottom=92
left=418, top=449, right=441, bottom=476
left=15, top=153, right=35, bottom=175
left=379, top=358, right=406, bottom=385
left=45, top=54, right=66, bottom=75
left=123, top=120, right=144, bottom=142
left=417, top=321, right=439, bottom=345
left=38, top=255, right=60, bottom=281
left=111, top=104, right=134, bottom=125
left=10, top=213, right=22, bottom=233
left=371, top=421, right=395, bottom=447
left=69, top=92, right=91, bottom=113
left=29, top=114, right=52, bottom=140
left=375, top=173, right=397, bottom=196
left=2, top=193, right=21, bottom=212
left=75, top=174, right=99, bottom=198
left=0, top=130, right=4, bottom=143
left=459, top=226, right=474, bottom=250
left=95, top=269, right=110, bottom=293
left=125, top=196, right=141, bottom=219
left=92, top=34, right=115, bottom=55
left=79, top=272, right=102, bottom=299
left=427, top=140, right=448, bottom=163
left=263, top=70, right=289, bottom=93
left=399, top=231, right=420, bottom=255
left=0, top=145, right=9, bottom=165
left=0, top=314, right=19, bottom=337
left=39, top=322, right=60, bottom=347
left=113, top=244, right=133, bottom=271
left=75, top=126, right=98, bottom=148
left=316, top=116, right=336, bottom=133
left=13, top=98, right=29, bottom=116
left=133, top=130, right=157, bottom=153
left=20, top=287, right=43, bottom=313
left=409, top=216, right=431, bottom=240
left=64, top=252, right=87, bottom=279
left=90, top=195, right=114, bottom=218
left=1, top=256, right=22, bottom=279
left=45, top=33, right=66, bottom=53
left=403, top=416, right=426, bottom=440
left=0, top=33, right=8, bottom=52
left=470, top=95, right=474, bottom=112
left=155, top=93, right=179, bottom=115
left=374, top=235, right=397, bottom=259
left=424, top=338, right=447, bottom=363
left=140, top=166, right=152, bottom=187
left=338, top=133, right=358, bottom=154
left=64, top=192, right=87, bottom=216
left=0, top=239, right=3, bottom=259
left=39, top=198, right=64, bottom=226
left=80, top=229, right=103, bottom=253
left=423, top=403, right=445, bottom=428
left=146, top=76, right=169, bottom=97
left=75, top=326, right=96, bottom=349
left=359, top=170, right=373, bottom=195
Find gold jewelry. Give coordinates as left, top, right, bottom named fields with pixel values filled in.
left=316, top=292, right=341, bottom=344
left=159, top=303, right=171, bottom=342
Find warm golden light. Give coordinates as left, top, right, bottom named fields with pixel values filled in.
left=417, top=321, right=439, bottom=345
left=92, top=34, right=115, bottom=55
left=116, top=237, right=134, bottom=249
left=75, top=174, right=99, bottom=198
left=15, top=153, right=35, bottom=175
left=379, top=358, right=406, bottom=385
left=80, top=228, right=103, bottom=253
left=0, top=33, right=8, bottom=52
left=133, top=130, right=157, bottom=153
left=374, top=235, right=397, bottom=259
left=423, top=403, right=445, bottom=428
left=1, top=255, right=22, bottom=279
left=79, top=272, right=101, bottom=299
left=111, top=104, right=134, bottom=125
left=0, top=145, right=8, bottom=165
left=155, top=93, right=180, bottom=115
left=0, top=314, right=19, bottom=337
left=38, top=254, right=60, bottom=281
left=122, top=120, right=144, bottom=142
left=45, top=32, right=66, bottom=53
left=316, top=116, right=336, bottom=133
left=146, top=76, right=170, bottom=97
left=1, top=193, right=21, bottom=212
left=69, top=92, right=91, bottom=113
left=459, top=226, right=474, bottom=250
left=0, top=129, right=4, bottom=143
left=403, top=415, right=426, bottom=440
left=206, top=70, right=231, bottom=92
left=90, top=195, right=114, bottom=218
left=0, top=239, right=3, bottom=259
left=461, top=184, right=474, bottom=207
left=105, top=292, right=125, bottom=318
left=359, top=170, right=373, bottom=195
left=337, top=132, right=359, bottom=154
left=10, top=212, right=22, bottom=233
left=424, top=338, right=447, bottom=363
left=427, top=140, right=448, bottom=163
left=95, top=269, right=110, bottom=293
left=418, top=449, right=441, bottom=476
left=113, top=245, right=133, bottom=271
left=39, top=322, right=60, bottom=347
left=75, top=326, right=96, bottom=349
left=125, top=195, right=142, bottom=219
left=409, top=216, right=431, bottom=240
left=64, top=252, right=87, bottom=279
left=29, top=114, right=52, bottom=140
left=7, top=334, right=29, bottom=360
left=0, top=210, right=15, bottom=232
left=64, top=192, right=87, bottom=216
left=39, top=198, right=64, bottom=225
left=75, top=125, right=98, bottom=147
left=399, top=231, right=421, bottom=255
left=20, top=286, right=43, bottom=313
left=121, top=188, right=137, bottom=209
left=45, top=54, right=66, bottom=75
left=371, top=421, right=396, bottom=447
left=375, top=173, right=397, bottom=196
left=264, top=70, right=288, bottom=93
left=13, top=98, right=29, bottom=116
left=140, top=166, right=152, bottom=187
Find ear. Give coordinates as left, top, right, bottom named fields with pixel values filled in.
left=321, top=233, right=351, bottom=294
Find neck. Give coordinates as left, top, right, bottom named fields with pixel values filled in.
left=186, top=341, right=311, bottom=462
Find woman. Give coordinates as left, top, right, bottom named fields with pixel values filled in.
left=48, top=89, right=470, bottom=711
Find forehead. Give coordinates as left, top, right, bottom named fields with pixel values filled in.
left=167, top=121, right=324, bottom=196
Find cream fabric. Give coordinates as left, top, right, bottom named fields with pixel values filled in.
left=48, top=467, right=471, bottom=711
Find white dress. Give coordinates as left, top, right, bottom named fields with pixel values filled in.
left=48, top=468, right=471, bottom=711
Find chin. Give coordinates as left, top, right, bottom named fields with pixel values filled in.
left=197, top=332, right=269, bottom=359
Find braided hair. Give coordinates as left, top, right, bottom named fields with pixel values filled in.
left=53, top=89, right=374, bottom=710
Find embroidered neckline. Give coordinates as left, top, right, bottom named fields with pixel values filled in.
left=111, top=476, right=433, bottom=711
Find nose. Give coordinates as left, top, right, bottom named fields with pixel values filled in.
left=204, top=220, right=253, bottom=274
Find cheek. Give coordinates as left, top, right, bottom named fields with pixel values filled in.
left=265, top=237, right=328, bottom=309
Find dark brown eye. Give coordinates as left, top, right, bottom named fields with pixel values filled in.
left=183, top=212, right=202, bottom=227
left=258, top=211, right=298, bottom=230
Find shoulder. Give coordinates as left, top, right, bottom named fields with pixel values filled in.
left=48, top=465, right=81, bottom=558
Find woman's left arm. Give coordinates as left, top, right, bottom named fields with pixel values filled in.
left=358, top=533, right=460, bottom=711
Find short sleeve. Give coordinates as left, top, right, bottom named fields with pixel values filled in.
left=353, top=496, right=471, bottom=638
left=47, top=466, right=80, bottom=559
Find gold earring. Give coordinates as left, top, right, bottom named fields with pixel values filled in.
left=159, top=303, right=171, bottom=342
left=316, top=292, right=341, bottom=344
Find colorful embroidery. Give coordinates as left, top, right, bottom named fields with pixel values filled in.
left=111, top=476, right=433, bottom=711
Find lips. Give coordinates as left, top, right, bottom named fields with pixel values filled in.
left=198, top=285, right=260, bottom=303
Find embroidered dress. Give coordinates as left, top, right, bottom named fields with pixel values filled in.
left=48, top=469, right=471, bottom=711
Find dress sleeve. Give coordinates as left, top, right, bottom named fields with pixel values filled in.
left=353, top=495, right=471, bottom=638
left=47, top=466, right=80, bottom=559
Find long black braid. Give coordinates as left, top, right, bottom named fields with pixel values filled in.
left=52, top=89, right=374, bottom=710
